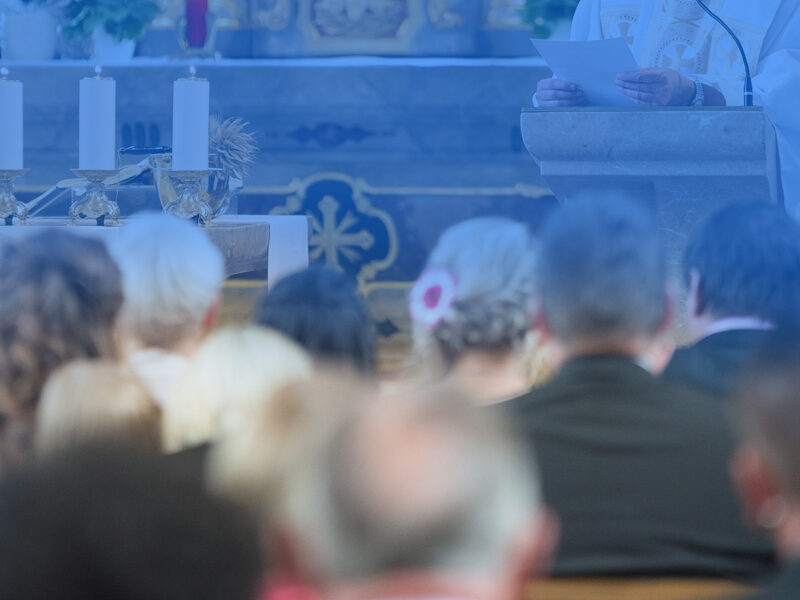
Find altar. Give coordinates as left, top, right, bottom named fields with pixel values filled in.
left=7, top=57, right=558, bottom=346
left=0, top=215, right=310, bottom=283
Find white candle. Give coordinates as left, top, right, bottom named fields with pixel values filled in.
left=79, top=66, right=116, bottom=171
left=172, top=67, right=210, bottom=171
left=0, top=67, right=24, bottom=170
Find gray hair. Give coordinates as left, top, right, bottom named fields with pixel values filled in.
left=537, top=196, right=665, bottom=344
left=282, top=385, right=541, bottom=581
left=108, top=213, right=225, bottom=350
left=413, top=218, right=537, bottom=368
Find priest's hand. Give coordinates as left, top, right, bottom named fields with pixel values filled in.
left=535, top=78, right=586, bottom=107
left=615, top=68, right=696, bottom=106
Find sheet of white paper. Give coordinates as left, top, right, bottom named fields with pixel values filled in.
left=532, top=38, right=640, bottom=107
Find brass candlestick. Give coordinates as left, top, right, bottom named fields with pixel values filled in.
left=165, top=170, right=213, bottom=225
left=69, top=169, right=121, bottom=226
left=0, top=169, right=29, bottom=226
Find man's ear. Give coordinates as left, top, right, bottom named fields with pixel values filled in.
left=508, top=508, right=560, bottom=598
left=532, top=299, right=552, bottom=344
left=202, top=297, right=221, bottom=334
left=687, top=269, right=705, bottom=318
left=730, top=444, right=780, bottom=531
left=658, top=283, right=677, bottom=337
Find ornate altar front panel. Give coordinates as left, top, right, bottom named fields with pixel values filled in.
left=250, top=0, right=480, bottom=54
left=153, top=0, right=250, bottom=29
left=302, top=0, right=421, bottom=52
left=145, top=0, right=534, bottom=56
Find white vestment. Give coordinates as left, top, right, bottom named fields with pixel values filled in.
left=570, top=0, right=800, bottom=218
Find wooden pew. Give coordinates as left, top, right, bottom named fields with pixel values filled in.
left=525, top=578, right=754, bottom=600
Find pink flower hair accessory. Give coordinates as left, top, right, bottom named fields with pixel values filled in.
left=409, top=268, right=458, bottom=329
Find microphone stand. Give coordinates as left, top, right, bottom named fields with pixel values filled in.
left=694, top=0, right=754, bottom=106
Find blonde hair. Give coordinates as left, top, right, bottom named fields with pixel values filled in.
left=163, top=325, right=314, bottom=452
left=36, top=360, right=161, bottom=456
left=208, top=373, right=371, bottom=517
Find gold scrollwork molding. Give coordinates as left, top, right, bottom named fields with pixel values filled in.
left=483, top=0, right=527, bottom=29
left=249, top=172, right=551, bottom=286
left=427, top=0, right=465, bottom=29
left=300, top=0, right=421, bottom=53
left=252, top=0, right=293, bottom=30
left=265, top=172, right=399, bottom=286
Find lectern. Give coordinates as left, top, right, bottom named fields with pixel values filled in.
left=521, top=107, right=782, bottom=266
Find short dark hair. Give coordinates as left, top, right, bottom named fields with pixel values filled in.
left=0, top=442, right=262, bottom=600
left=254, top=268, right=377, bottom=375
left=537, top=196, right=665, bottom=343
left=683, top=202, right=800, bottom=323
left=736, top=329, right=800, bottom=500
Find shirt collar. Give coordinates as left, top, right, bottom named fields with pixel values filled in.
left=702, top=317, right=774, bottom=340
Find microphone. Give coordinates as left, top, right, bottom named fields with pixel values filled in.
left=694, top=0, right=754, bottom=106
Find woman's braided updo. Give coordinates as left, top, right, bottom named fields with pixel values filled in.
left=411, top=218, right=537, bottom=371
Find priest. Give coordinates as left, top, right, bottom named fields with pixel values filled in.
left=535, top=0, right=800, bottom=218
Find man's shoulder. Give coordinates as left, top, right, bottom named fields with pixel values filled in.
left=509, top=355, right=719, bottom=417
left=537, top=354, right=700, bottom=394
left=663, top=329, right=770, bottom=395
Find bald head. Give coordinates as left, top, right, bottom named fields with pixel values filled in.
left=283, top=385, right=542, bottom=582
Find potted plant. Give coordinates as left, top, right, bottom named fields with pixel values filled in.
left=2, top=0, right=62, bottom=60
left=61, top=0, right=159, bottom=62
left=521, top=0, right=580, bottom=39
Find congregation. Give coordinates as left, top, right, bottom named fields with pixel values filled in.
left=0, top=196, right=799, bottom=600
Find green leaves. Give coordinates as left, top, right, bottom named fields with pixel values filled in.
left=61, top=0, right=159, bottom=42
left=521, top=0, right=580, bottom=38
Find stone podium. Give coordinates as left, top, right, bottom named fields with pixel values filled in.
left=520, top=107, right=783, bottom=266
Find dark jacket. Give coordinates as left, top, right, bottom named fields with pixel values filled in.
left=663, top=329, right=770, bottom=396
left=743, top=563, right=800, bottom=599
left=506, top=355, right=775, bottom=581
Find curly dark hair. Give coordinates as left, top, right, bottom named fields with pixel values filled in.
left=0, top=231, right=123, bottom=464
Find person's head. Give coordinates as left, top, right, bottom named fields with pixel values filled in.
left=0, top=231, right=123, bottom=466
left=280, top=384, right=556, bottom=599
left=683, top=203, right=800, bottom=339
left=410, top=218, right=537, bottom=373
left=108, top=212, right=225, bottom=355
left=0, top=441, right=262, bottom=600
left=254, top=268, right=377, bottom=376
left=164, top=324, right=313, bottom=452
left=36, top=360, right=161, bottom=456
left=732, top=329, right=800, bottom=561
left=208, top=374, right=371, bottom=524
left=536, top=196, right=668, bottom=356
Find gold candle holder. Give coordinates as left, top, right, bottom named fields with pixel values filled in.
left=0, top=169, right=29, bottom=226
left=69, top=169, right=121, bottom=226
left=165, top=170, right=213, bottom=225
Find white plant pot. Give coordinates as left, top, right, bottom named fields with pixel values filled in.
left=3, top=9, right=57, bottom=60
left=92, top=28, right=136, bottom=63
